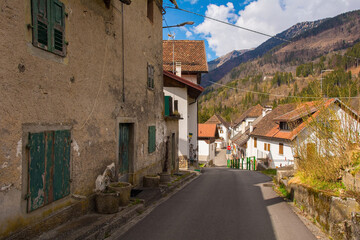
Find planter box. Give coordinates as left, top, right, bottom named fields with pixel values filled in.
left=143, top=175, right=160, bottom=188
left=108, top=182, right=132, bottom=206
left=95, top=192, right=119, bottom=214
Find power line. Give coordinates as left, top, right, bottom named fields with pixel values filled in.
left=164, top=6, right=291, bottom=43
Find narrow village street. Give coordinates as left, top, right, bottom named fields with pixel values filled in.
left=117, top=168, right=316, bottom=240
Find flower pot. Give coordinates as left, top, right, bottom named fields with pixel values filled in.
left=108, top=182, right=132, bottom=206
left=95, top=191, right=119, bottom=214
left=143, top=175, right=160, bottom=188
left=159, top=172, right=171, bottom=183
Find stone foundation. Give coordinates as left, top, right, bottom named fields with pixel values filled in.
left=289, top=183, right=360, bottom=240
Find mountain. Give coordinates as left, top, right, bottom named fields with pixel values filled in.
left=198, top=10, right=360, bottom=123
left=201, top=10, right=360, bottom=88
left=207, top=49, right=250, bottom=72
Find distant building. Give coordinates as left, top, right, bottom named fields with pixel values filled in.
left=232, top=99, right=360, bottom=168
left=205, top=114, right=231, bottom=149
left=163, top=40, right=208, bottom=168
left=198, top=124, right=219, bottom=165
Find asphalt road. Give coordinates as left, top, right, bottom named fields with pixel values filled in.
left=119, top=168, right=316, bottom=240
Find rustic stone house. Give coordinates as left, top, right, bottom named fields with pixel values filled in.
left=0, top=0, right=168, bottom=237
left=163, top=40, right=208, bottom=168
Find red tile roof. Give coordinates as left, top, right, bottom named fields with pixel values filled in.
left=163, top=40, right=208, bottom=73
left=198, top=124, right=217, bottom=138
left=251, top=99, right=339, bottom=141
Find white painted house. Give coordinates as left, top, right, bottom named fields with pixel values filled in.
left=163, top=40, right=208, bottom=168
left=232, top=99, right=360, bottom=168
left=198, top=124, right=218, bottom=164
left=205, top=114, right=230, bottom=149
left=231, top=104, right=265, bottom=138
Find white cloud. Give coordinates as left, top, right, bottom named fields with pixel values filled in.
left=186, top=30, right=193, bottom=38
left=184, top=0, right=198, bottom=4
left=194, top=0, right=360, bottom=57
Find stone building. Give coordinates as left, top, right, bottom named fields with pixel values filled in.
left=0, top=0, right=168, bottom=237
left=163, top=40, right=208, bottom=168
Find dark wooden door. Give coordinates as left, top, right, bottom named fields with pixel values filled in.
left=119, top=124, right=130, bottom=175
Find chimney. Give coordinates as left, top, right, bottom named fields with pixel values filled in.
left=176, top=62, right=181, bottom=77
left=262, top=109, right=266, bottom=117
left=250, top=125, right=254, bottom=133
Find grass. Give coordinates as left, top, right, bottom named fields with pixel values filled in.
left=277, top=184, right=291, bottom=199
left=294, top=173, right=346, bottom=196
left=261, top=169, right=277, bottom=176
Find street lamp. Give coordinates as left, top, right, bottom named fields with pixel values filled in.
left=163, top=21, right=194, bottom=28
left=320, top=69, right=334, bottom=98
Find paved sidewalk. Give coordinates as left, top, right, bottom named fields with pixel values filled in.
left=17, top=172, right=198, bottom=240
left=213, top=149, right=227, bottom=166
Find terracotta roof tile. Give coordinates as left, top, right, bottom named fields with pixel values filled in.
left=163, top=40, right=208, bottom=73
left=198, top=124, right=217, bottom=138
left=205, top=114, right=230, bottom=129
left=251, top=99, right=340, bottom=141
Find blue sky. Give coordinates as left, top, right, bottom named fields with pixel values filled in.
left=162, top=0, right=360, bottom=61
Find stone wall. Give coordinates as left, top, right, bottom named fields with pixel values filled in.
left=342, top=171, right=360, bottom=193
left=290, top=183, right=360, bottom=240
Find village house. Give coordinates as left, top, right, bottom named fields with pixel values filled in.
left=163, top=40, right=208, bottom=168
left=231, top=104, right=267, bottom=138
left=205, top=114, right=230, bottom=149
left=0, top=0, right=171, bottom=237
left=198, top=124, right=218, bottom=165
left=232, top=99, right=360, bottom=168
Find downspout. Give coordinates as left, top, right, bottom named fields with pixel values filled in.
left=122, top=3, right=125, bottom=102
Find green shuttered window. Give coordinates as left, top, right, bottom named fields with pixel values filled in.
left=147, top=63, right=154, bottom=89
left=148, top=126, right=156, bottom=153
left=27, top=130, right=71, bottom=212
left=32, top=0, right=66, bottom=56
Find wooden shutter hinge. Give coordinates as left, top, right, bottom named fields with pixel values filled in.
left=27, top=24, right=33, bottom=30
left=64, top=40, right=69, bottom=46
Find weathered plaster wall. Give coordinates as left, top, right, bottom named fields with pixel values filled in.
left=0, top=0, right=164, bottom=237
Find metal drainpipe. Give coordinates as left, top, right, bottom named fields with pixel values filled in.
left=122, top=3, right=125, bottom=102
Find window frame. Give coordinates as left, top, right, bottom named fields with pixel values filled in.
left=31, top=0, right=66, bottom=56
left=147, top=0, right=154, bottom=22
left=147, top=63, right=155, bottom=90
left=254, top=137, right=257, bottom=148
left=279, top=143, right=284, bottom=155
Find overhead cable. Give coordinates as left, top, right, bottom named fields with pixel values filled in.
left=164, top=6, right=291, bottom=43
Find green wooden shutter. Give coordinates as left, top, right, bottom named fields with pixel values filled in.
left=27, top=130, right=71, bottom=212
left=28, top=132, right=46, bottom=212
left=53, top=130, right=71, bottom=200
left=148, top=126, right=156, bottom=153
left=32, top=0, right=49, bottom=49
left=51, top=0, right=65, bottom=56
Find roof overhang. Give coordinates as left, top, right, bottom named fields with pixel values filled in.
left=163, top=70, right=204, bottom=99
